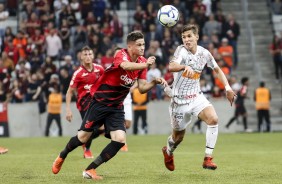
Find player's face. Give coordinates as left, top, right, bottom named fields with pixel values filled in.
left=81, top=50, right=94, bottom=64
left=182, top=30, right=199, bottom=51
left=131, top=39, right=145, bottom=56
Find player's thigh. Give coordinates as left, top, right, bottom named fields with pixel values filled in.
left=169, top=102, right=192, bottom=131
left=80, top=102, right=107, bottom=132
left=104, top=109, right=126, bottom=139
left=198, top=105, right=218, bottom=125
left=77, top=130, right=93, bottom=143
left=110, top=130, right=126, bottom=143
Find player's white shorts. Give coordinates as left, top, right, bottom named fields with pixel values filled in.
left=124, top=93, right=132, bottom=121
left=169, top=93, right=212, bottom=131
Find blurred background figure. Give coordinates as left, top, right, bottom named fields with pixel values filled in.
left=132, top=87, right=149, bottom=135
left=225, top=77, right=251, bottom=132
left=254, top=81, right=271, bottom=132
left=45, top=84, right=63, bottom=137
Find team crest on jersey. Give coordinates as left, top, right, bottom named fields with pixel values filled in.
left=84, top=84, right=92, bottom=91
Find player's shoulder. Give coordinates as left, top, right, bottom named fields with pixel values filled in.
left=198, top=45, right=212, bottom=56
left=138, top=56, right=147, bottom=63
left=176, top=45, right=186, bottom=52
left=174, top=45, right=188, bottom=56
left=93, top=63, right=104, bottom=70
left=73, top=66, right=84, bottom=76
left=115, top=49, right=130, bottom=61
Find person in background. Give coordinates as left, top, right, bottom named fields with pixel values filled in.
left=45, top=83, right=63, bottom=137
left=132, top=86, right=149, bottom=135
left=225, top=77, right=250, bottom=132
left=65, top=46, right=104, bottom=158
left=254, top=81, right=271, bottom=132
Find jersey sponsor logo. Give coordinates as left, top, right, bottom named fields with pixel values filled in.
left=175, top=94, right=197, bottom=99
left=120, top=74, right=134, bottom=86
left=82, top=72, right=88, bottom=77
left=85, top=120, right=94, bottom=129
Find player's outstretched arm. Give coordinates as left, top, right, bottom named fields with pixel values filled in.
left=120, top=56, right=155, bottom=71
left=137, top=78, right=168, bottom=94
left=169, top=62, right=195, bottom=78
left=213, top=67, right=237, bottom=106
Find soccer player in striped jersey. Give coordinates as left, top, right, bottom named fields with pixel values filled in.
left=162, top=24, right=236, bottom=171
left=52, top=31, right=167, bottom=180
left=65, top=46, right=104, bottom=159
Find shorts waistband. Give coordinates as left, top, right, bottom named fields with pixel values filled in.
left=174, top=91, right=202, bottom=99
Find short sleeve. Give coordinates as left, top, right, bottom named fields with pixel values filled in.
left=206, top=50, right=218, bottom=70
left=113, top=50, right=129, bottom=67
left=170, top=46, right=183, bottom=64
left=70, top=70, right=80, bottom=88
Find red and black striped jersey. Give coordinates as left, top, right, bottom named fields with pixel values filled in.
left=70, top=63, right=104, bottom=111
left=90, top=49, right=147, bottom=107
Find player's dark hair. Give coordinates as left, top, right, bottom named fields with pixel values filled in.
left=260, top=81, right=265, bottom=87
left=126, top=31, right=144, bottom=43
left=114, top=47, right=122, bottom=52
left=81, top=46, right=93, bottom=52
left=182, top=24, right=199, bottom=35
left=241, top=77, right=249, bottom=84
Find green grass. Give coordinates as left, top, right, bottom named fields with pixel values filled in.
left=1, top=133, right=282, bottom=184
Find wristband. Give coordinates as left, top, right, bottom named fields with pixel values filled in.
left=225, top=85, right=232, bottom=91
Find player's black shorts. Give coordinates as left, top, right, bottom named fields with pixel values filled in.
left=79, top=99, right=125, bottom=139
left=235, top=105, right=246, bottom=116
left=79, top=110, right=86, bottom=119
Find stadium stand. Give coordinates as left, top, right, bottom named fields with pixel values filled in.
left=0, top=0, right=281, bottom=136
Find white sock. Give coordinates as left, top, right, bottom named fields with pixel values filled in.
left=205, top=124, right=218, bottom=156
left=166, top=135, right=175, bottom=155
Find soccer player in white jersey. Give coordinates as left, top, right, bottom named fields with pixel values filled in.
left=162, top=24, right=236, bottom=171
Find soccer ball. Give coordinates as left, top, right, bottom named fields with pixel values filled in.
left=157, top=5, right=179, bottom=27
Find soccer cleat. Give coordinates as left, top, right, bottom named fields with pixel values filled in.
left=202, top=156, right=217, bottom=170
left=52, top=156, right=65, bottom=174
left=84, top=149, right=94, bottom=159
left=0, top=147, right=8, bottom=154
left=120, top=144, right=128, bottom=152
left=162, top=146, right=175, bottom=171
left=83, top=169, right=103, bottom=180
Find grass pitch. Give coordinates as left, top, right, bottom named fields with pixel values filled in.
left=1, top=133, right=282, bottom=184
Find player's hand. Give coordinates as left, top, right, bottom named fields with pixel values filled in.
left=155, top=77, right=168, bottom=87
left=146, top=56, right=156, bottom=66
left=66, top=109, right=73, bottom=122
left=226, top=89, right=237, bottom=106
left=182, top=66, right=195, bottom=78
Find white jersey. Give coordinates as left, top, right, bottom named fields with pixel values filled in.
left=171, top=45, right=218, bottom=104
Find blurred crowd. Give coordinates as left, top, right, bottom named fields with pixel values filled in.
left=0, top=0, right=242, bottom=106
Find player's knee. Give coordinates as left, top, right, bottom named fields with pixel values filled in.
left=110, top=130, right=126, bottom=143
left=77, top=131, right=92, bottom=143
left=207, top=116, right=218, bottom=125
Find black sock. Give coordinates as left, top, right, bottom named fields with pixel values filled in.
left=85, top=141, right=124, bottom=170
left=243, top=117, right=247, bottom=130
left=60, top=136, right=83, bottom=159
